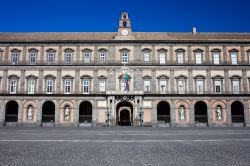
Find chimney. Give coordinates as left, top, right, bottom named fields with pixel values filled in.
left=192, top=27, right=197, bottom=34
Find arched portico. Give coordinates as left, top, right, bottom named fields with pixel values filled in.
left=116, top=101, right=133, bottom=126
left=5, top=100, right=18, bottom=123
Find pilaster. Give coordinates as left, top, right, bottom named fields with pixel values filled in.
left=206, top=69, right=211, bottom=94
left=170, top=70, right=175, bottom=94
left=20, top=69, right=25, bottom=94
left=134, top=45, right=141, bottom=61
left=73, top=100, right=79, bottom=126
left=22, top=46, right=27, bottom=64
left=170, top=100, right=176, bottom=127
left=205, top=45, right=209, bottom=64
left=223, top=45, right=227, bottom=64
left=4, top=46, right=9, bottom=62
left=108, top=45, right=115, bottom=61
left=107, top=69, right=116, bottom=92
left=169, top=45, right=174, bottom=64
left=75, top=69, right=80, bottom=94
left=58, top=45, right=62, bottom=63
left=242, top=69, right=248, bottom=92
left=226, top=100, right=232, bottom=127
left=92, top=100, right=98, bottom=127
left=244, top=100, right=249, bottom=126
left=188, top=69, right=193, bottom=93
left=36, top=99, right=42, bottom=126
left=151, top=70, right=156, bottom=93
left=207, top=100, right=213, bottom=126
left=76, top=45, right=80, bottom=62
left=151, top=45, right=155, bottom=62
left=189, top=100, right=195, bottom=126
left=2, top=70, right=8, bottom=93
left=187, top=45, right=191, bottom=64
left=18, top=101, right=23, bottom=126
left=94, top=45, right=98, bottom=62
left=40, top=45, right=44, bottom=63
left=93, top=69, right=98, bottom=93
left=38, top=70, right=44, bottom=94
left=224, top=69, right=229, bottom=93
left=151, top=100, right=157, bottom=127
left=55, top=100, right=60, bottom=127
left=56, top=69, right=62, bottom=94
left=0, top=100, right=5, bottom=126
left=240, top=45, right=245, bottom=64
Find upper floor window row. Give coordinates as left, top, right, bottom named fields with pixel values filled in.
left=6, top=47, right=250, bottom=65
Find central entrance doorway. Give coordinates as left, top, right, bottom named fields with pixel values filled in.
left=116, top=101, right=133, bottom=126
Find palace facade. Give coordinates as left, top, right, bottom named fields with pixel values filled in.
left=0, top=12, right=250, bottom=127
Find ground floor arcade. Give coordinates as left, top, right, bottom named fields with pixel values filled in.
left=0, top=96, right=250, bottom=127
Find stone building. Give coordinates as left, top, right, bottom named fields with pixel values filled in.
left=0, top=12, right=250, bottom=127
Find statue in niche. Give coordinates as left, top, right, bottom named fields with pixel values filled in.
left=27, top=106, right=33, bottom=120
left=216, top=106, right=222, bottom=120
left=64, top=106, right=70, bottom=120
left=179, top=106, right=185, bottom=120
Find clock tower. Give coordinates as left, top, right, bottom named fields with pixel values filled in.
left=115, top=12, right=134, bottom=40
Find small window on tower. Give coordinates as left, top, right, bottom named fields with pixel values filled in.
left=123, top=21, right=127, bottom=28
left=123, top=15, right=126, bottom=19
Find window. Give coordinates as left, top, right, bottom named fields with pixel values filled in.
left=28, top=79, right=35, bottom=94
left=196, top=80, right=204, bottom=94
left=46, top=79, right=53, bottom=94
left=159, top=53, right=166, bottom=64
left=83, top=53, right=91, bottom=63
left=99, top=52, right=106, bottom=62
left=83, top=80, right=89, bottom=94
left=177, top=52, right=184, bottom=64
left=64, top=80, right=72, bottom=94
left=144, top=53, right=150, bottom=62
left=159, top=80, right=167, bottom=93
left=121, top=52, right=128, bottom=64
left=195, top=52, right=202, bottom=64
left=248, top=52, right=250, bottom=64
left=99, top=80, right=106, bottom=92
left=10, top=80, right=17, bottom=94
left=178, top=80, right=185, bottom=94
left=12, top=52, right=19, bottom=64
left=48, top=53, right=54, bottom=63
left=144, top=80, right=151, bottom=92
left=215, top=80, right=221, bottom=94
left=65, top=53, right=72, bottom=64
left=213, top=52, right=220, bottom=64
left=231, top=52, right=237, bottom=65
left=29, top=52, right=36, bottom=64
left=232, top=80, right=240, bottom=94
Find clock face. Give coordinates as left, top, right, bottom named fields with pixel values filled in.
left=121, top=29, right=128, bottom=36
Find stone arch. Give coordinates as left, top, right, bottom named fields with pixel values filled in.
left=194, top=101, right=208, bottom=123
left=5, top=100, right=19, bottom=123
left=79, top=101, right=92, bottom=123
left=42, top=101, right=55, bottom=123
left=231, top=101, right=244, bottom=123
left=116, top=101, right=133, bottom=126
left=157, top=101, right=170, bottom=123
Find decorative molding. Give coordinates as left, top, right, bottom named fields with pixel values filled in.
left=229, top=75, right=242, bottom=79
left=211, top=75, right=224, bottom=79
left=28, top=48, right=39, bottom=52
left=81, top=48, right=93, bottom=52
left=157, top=48, right=168, bottom=52
left=228, top=48, right=239, bottom=52
left=175, top=75, right=188, bottom=79
left=43, top=74, right=56, bottom=79
left=119, top=48, right=130, bottom=52
left=97, top=75, right=107, bottom=79
left=46, top=48, right=57, bottom=52
left=193, top=48, right=204, bottom=52
left=64, top=48, right=75, bottom=52
left=10, top=48, right=21, bottom=52
left=8, top=74, right=20, bottom=79
left=157, top=74, right=169, bottom=79
left=193, top=75, right=206, bottom=79
left=211, top=48, right=221, bottom=52
left=26, top=75, right=38, bottom=79
left=175, top=48, right=185, bottom=52
left=62, top=75, right=74, bottom=79
left=142, top=75, right=152, bottom=79
left=80, top=75, right=93, bottom=79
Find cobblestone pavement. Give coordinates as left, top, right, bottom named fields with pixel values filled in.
left=0, top=127, right=250, bottom=166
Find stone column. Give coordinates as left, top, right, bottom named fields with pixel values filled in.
left=189, top=100, right=195, bottom=126
left=206, top=70, right=211, bottom=94
left=224, top=69, right=229, bottom=93
left=55, top=100, right=60, bottom=127
left=2, top=70, right=8, bottom=94
left=242, top=69, right=247, bottom=92
left=207, top=100, right=213, bottom=127
left=56, top=69, right=62, bottom=94
left=112, top=96, right=115, bottom=122
left=0, top=100, right=5, bottom=126
left=92, top=100, right=98, bottom=127
left=244, top=100, right=249, bottom=126
left=38, top=70, right=44, bottom=94
left=74, top=100, right=79, bottom=126
left=151, top=99, right=157, bottom=127
left=107, top=69, right=116, bottom=92
left=188, top=69, right=193, bottom=93
left=187, top=45, right=191, bottom=64
left=40, top=46, right=44, bottom=64
left=108, top=45, right=115, bottom=62
left=151, top=45, right=155, bottom=62
left=94, top=46, right=98, bottom=62
left=20, top=69, right=26, bottom=94
left=58, top=45, right=62, bottom=64
left=151, top=70, right=156, bottom=93
left=75, top=69, right=80, bottom=94
left=134, top=45, right=141, bottom=61
left=226, top=100, right=232, bottom=127
left=18, top=101, right=24, bottom=126
left=170, top=100, right=176, bottom=127
left=170, top=70, right=175, bottom=94
left=223, top=45, right=227, bottom=64
left=4, top=46, right=9, bottom=63
left=36, top=99, right=42, bottom=126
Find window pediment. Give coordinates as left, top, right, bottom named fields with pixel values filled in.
left=80, top=75, right=93, bottom=79
left=0, top=49, right=4, bottom=52
left=193, top=75, right=206, bottom=79
left=175, top=48, right=185, bottom=52
left=229, top=75, right=242, bottom=79
left=8, top=74, right=20, bottom=79
left=229, top=48, right=239, bottom=53
left=141, top=48, right=152, bottom=53
left=212, top=75, right=224, bottom=79
left=98, top=75, right=107, bottom=79
left=81, top=48, right=93, bottom=52
left=193, top=48, right=204, bottom=52
left=119, top=48, right=130, bottom=52
left=211, top=48, right=221, bottom=52
left=62, top=75, right=74, bottom=79
left=26, top=75, right=38, bottom=79
left=142, top=75, right=152, bottom=79
left=98, top=48, right=108, bottom=52
left=157, top=48, right=168, bottom=52
left=28, top=48, right=39, bottom=52
left=10, top=48, right=21, bottom=52
left=118, top=74, right=132, bottom=79
left=64, top=48, right=75, bottom=52
left=157, top=75, right=169, bottom=79
left=175, top=75, right=188, bottom=79
left=46, top=48, right=57, bottom=52
left=44, top=74, right=56, bottom=79
left=246, top=49, right=250, bottom=52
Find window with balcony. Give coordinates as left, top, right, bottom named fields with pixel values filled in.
left=159, top=80, right=167, bottom=93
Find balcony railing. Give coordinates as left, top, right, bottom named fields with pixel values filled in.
left=1, top=60, right=250, bottom=66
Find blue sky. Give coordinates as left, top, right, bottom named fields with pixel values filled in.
left=0, top=0, right=249, bottom=32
